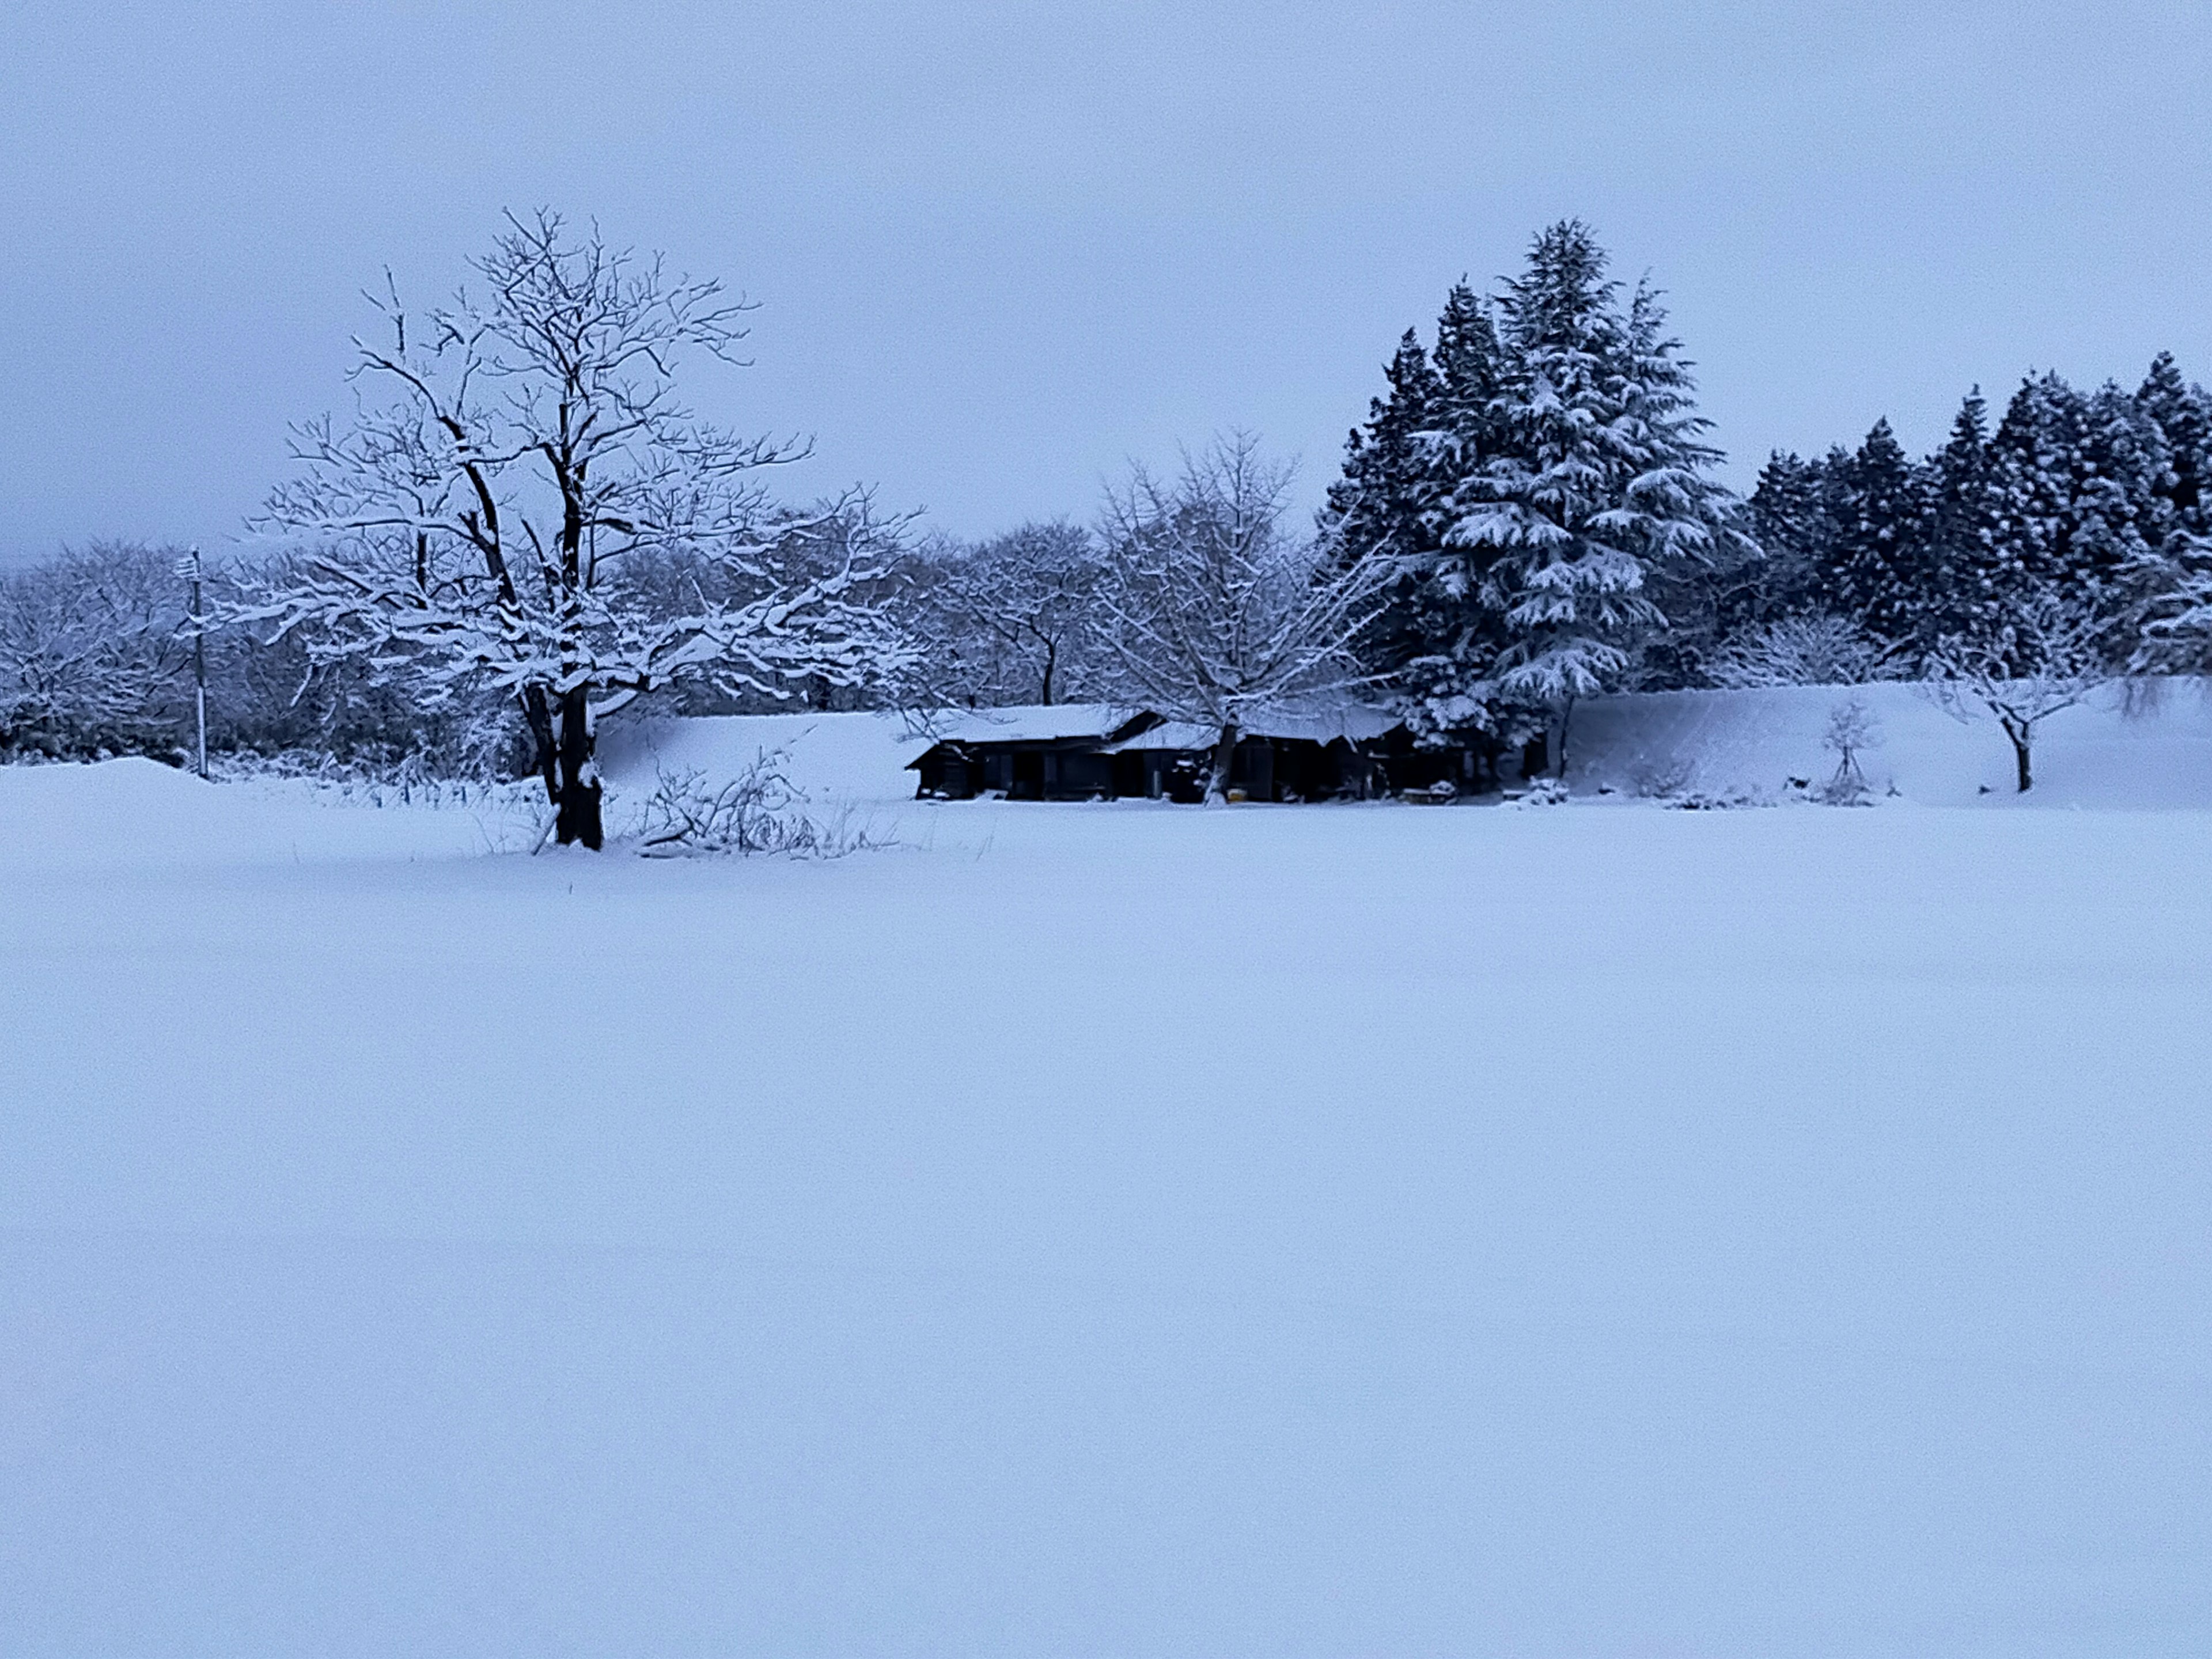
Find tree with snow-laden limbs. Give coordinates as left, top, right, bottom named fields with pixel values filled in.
left=2125, top=352, right=2212, bottom=674
left=0, top=542, right=195, bottom=759
left=1446, top=224, right=1749, bottom=753
left=249, top=210, right=912, bottom=848
left=1929, top=589, right=2111, bottom=793
left=1325, top=222, right=1749, bottom=771
left=1703, top=612, right=1897, bottom=689
left=1097, top=433, right=1389, bottom=803
left=1818, top=696, right=1881, bottom=805
left=1820, top=417, right=1937, bottom=665
left=903, top=520, right=1105, bottom=708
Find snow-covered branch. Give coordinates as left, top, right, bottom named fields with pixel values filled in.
left=1096, top=434, right=1388, bottom=800
left=247, top=211, right=914, bottom=847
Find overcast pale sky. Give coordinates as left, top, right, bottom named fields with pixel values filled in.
left=4, top=1, right=2209, bottom=564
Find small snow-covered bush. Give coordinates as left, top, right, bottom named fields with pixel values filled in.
left=1627, top=757, right=1696, bottom=800
left=1510, top=778, right=1570, bottom=808
left=1815, top=696, right=1882, bottom=805
left=1669, top=785, right=1775, bottom=811
left=1706, top=613, right=1896, bottom=688
left=637, top=749, right=887, bottom=858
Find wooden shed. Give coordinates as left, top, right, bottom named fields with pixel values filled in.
left=906, top=706, right=1165, bottom=800
left=906, top=701, right=1478, bottom=802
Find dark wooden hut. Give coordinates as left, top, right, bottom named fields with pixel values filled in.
left=907, top=706, right=1164, bottom=800
left=907, top=702, right=1499, bottom=803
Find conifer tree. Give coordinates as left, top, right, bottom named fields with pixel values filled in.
left=1742, top=450, right=1836, bottom=624
left=1323, top=329, right=1444, bottom=576
left=1821, top=418, right=1934, bottom=661
left=1924, top=388, right=1996, bottom=644
left=1387, top=282, right=1518, bottom=731
left=1328, top=224, right=1743, bottom=751
left=1440, top=222, right=1743, bottom=733
left=1430, top=281, right=1507, bottom=464
left=2128, top=354, right=2212, bottom=670
left=1983, top=374, right=2088, bottom=596
left=2135, top=351, right=2211, bottom=533
left=1318, top=329, right=1447, bottom=689
left=1975, top=373, right=2164, bottom=662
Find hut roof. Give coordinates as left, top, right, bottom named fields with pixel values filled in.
left=902, top=704, right=1162, bottom=768
left=1099, top=703, right=1402, bottom=752
left=925, top=703, right=1155, bottom=744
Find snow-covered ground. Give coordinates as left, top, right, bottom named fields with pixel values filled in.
left=5, top=706, right=2210, bottom=1656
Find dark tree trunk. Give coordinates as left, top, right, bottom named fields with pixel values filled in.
left=1520, top=733, right=1548, bottom=782
left=520, top=685, right=560, bottom=802
left=2003, top=715, right=2033, bottom=792
left=1207, top=722, right=1239, bottom=804
left=553, top=685, right=604, bottom=847
left=1039, top=640, right=1056, bottom=707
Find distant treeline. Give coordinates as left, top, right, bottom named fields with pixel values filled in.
left=1315, top=225, right=2211, bottom=749
left=5, top=218, right=2209, bottom=783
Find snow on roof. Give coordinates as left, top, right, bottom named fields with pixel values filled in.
left=1100, top=704, right=1401, bottom=752
left=1247, top=703, right=1402, bottom=745
left=1099, top=722, right=1218, bottom=752
left=909, top=700, right=1402, bottom=755
left=920, top=703, right=1149, bottom=745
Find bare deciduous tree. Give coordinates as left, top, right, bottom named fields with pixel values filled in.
left=1929, top=591, right=2110, bottom=793
left=911, top=521, right=1102, bottom=707
left=0, top=542, right=193, bottom=758
left=1096, top=434, right=1389, bottom=802
left=1818, top=695, right=1881, bottom=803
left=249, top=210, right=911, bottom=847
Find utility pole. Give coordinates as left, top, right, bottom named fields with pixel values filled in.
left=185, top=547, right=208, bottom=778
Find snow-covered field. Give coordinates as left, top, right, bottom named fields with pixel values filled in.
left=5, top=705, right=2210, bottom=1656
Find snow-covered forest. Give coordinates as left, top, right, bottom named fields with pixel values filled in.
left=7, top=216, right=2209, bottom=817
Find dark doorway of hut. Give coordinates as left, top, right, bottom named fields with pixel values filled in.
left=1011, top=751, right=1046, bottom=800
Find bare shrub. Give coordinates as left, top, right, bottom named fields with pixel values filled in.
left=1815, top=696, right=1882, bottom=805
left=637, top=748, right=887, bottom=858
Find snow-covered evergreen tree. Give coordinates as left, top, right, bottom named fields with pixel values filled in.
left=1317, top=329, right=1448, bottom=684
left=1970, top=373, right=2166, bottom=664
left=1430, top=222, right=1745, bottom=752
left=1429, top=280, right=1509, bottom=472
left=2135, top=351, right=2211, bottom=535
left=1322, top=329, right=1444, bottom=578
left=1819, top=419, right=1936, bottom=661
left=1740, top=449, right=1839, bottom=626
left=1922, top=389, right=1995, bottom=645
left=1382, top=285, right=1524, bottom=741
left=2126, top=354, right=2212, bottom=671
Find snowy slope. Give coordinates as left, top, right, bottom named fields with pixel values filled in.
left=1564, top=677, right=2212, bottom=808
left=3, top=755, right=2210, bottom=1656
left=597, top=709, right=931, bottom=807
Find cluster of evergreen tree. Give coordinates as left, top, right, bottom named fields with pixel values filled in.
left=1325, top=222, right=2212, bottom=759
left=1320, top=220, right=1750, bottom=759
left=1744, top=358, right=2212, bottom=676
